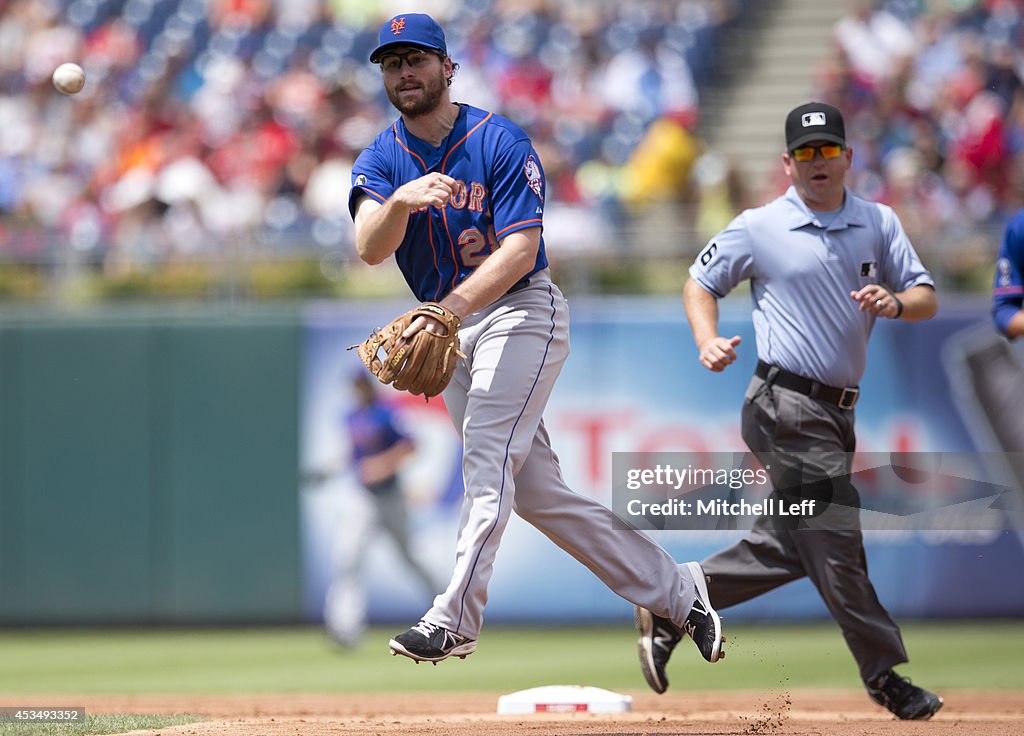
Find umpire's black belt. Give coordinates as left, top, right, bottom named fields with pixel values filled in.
left=755, top=360, right=859, bottom=410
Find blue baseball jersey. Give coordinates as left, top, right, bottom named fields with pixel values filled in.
left=993, top=208, right=1024, bottom=337
left=346, top=400, right=408, bottom=487
left=348, top=103, right=548, bottom=302
left=690, top=186, right=934, bottom=387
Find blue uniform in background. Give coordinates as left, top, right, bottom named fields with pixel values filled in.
left=349, top=103, right=549, bottom=302
left=347, top=400, right=407, bottom=494
left=325, top=387, right=439, bottom=646
left=993, top=208, right=1024, bottom=338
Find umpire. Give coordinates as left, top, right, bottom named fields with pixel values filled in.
left=682, top=102, right=942, bottom=720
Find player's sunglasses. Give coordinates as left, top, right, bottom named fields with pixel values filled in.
left=790, top=144, right=845, bottom=162
left=379, top=49, right=444, bottom=72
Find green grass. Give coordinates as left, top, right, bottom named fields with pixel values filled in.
left=0, top=621, right=1021, bottom=695
left=0, top=715, right=202, bottom=736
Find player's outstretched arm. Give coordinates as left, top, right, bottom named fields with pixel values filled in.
left=683, top=278, right=741, bottom=373
left=353, top=173, right=458, bottom=265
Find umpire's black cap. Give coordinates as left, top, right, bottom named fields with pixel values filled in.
left=785, top=102, right=846, bottom=150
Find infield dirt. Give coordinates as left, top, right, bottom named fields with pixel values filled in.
left=30, top=690, right=1024, bottom=735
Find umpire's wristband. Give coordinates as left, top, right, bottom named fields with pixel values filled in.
left=881, top=285, right=903, bottom=319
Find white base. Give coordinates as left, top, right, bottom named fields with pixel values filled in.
left=497, top=685, right=632, bottom=714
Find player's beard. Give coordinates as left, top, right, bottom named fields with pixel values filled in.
left=386, top=69, right=447, bottom=119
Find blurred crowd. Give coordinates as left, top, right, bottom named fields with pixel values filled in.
left=806, top=0, right=1024, bottom=288
left=0, top=0, right=1020, bottom=294
left=0, top=0, right=745, bottom=282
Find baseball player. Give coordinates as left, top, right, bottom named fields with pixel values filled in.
left=993, top=207, right=1024, bottom=339
left=323, top=371, right=441, bottom=647
left=348, top=12, right=724, bottom=684
left=678, top=102, right=942, bottom=720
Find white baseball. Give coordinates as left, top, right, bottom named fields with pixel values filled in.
left=52, top=63, right=86, bottom=95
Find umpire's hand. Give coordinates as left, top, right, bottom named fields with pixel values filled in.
left=850, top=285, right=899, bottom=318
left=698, top=336, right=742, bottom=372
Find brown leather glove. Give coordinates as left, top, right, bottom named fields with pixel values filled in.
left=350, top=302, right=464, bottom=398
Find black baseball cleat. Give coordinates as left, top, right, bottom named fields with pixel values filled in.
left=867, top=670, right=944, bottom=720
left=388, top=620, right=476, bottom=664
left=634, top=562, right=725, bottom=693
left=683, top=561, right=725, bottom=663
left=634, top=606, right=683, bottom=694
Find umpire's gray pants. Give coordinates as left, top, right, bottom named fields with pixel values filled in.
left=701, top=375, right=908, bottom=685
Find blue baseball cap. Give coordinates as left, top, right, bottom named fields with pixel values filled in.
left=369, top=13, right=448, bottom=63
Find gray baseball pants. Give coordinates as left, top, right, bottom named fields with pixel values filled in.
left=324, top=479, right=439, bottom=644
left=423, top=270, right=697, bottom=640
left=701, top=374, right=909, bottom=685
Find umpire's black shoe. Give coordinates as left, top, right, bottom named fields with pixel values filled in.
left=867, top=670, right=944, bottom=720
left=683, top=561, right=725, bottom=663
left=388, top=620, right=476, bottom=664
left=634, top=606, right=683, bottom=694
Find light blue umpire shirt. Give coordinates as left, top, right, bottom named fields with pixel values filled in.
left=689, top=186, right=935, bottom=388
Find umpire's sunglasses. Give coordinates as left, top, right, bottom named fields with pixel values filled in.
left=790, top=143, right=845, bottom=162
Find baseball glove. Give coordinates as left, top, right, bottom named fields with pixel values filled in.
left=349, top=302, right=464, bottom=398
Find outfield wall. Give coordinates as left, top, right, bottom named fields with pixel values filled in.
left=1, top=298, right=1022, bottom=625
left=0, top=308, right=303, bottom=624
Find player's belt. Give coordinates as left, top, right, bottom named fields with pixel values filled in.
left=506, top=277, right=531, bottom=295
left=755, top=360, right=859, bottom=410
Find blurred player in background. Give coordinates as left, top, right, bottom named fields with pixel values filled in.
left=322, top=371, right=440, bottom=647
left=682, top=102, right=944, bottom=720
left=348, top=12, right=724, bottom=687
left=967, top=206, right=1024, bottom=468
left=993, top=208, right=1024, bottom=339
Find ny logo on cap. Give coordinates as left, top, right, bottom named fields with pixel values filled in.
left=391, top=17, right=405, bottom=35
left=802, top=112, right=827, bottom=127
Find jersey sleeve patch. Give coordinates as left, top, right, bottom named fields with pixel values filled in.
left=996, top=257, right=1015, bottom=289
left=524, top=154, right=544, bottom=203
